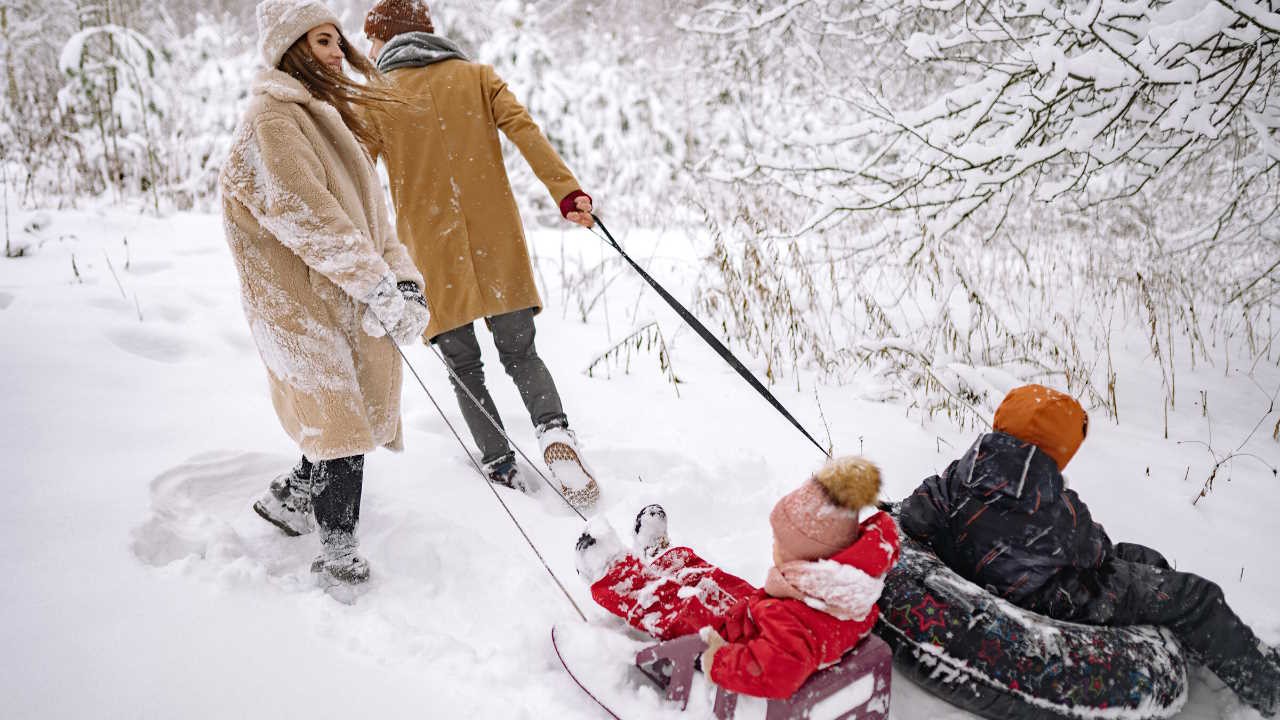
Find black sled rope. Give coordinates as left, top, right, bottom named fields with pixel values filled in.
left=386, top=332, right=588, bottom=623
left=424, top=342, right=588, bottom=522
left=590, top=214, right=831, bottom=459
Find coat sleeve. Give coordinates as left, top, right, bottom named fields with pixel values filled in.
left=484, top=65, right=583, bottom=204
left=827, top=511, right=901, bottom=578
left=248, top=112, right=393, bottom=302
left=898, top=462, right=957, bottom=547
left=709, top=601, right=819, bottom=699
left=1060, top=489, right=1114, bottom=570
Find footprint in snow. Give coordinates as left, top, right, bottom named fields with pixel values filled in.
left=220, top=326, right=255, bottom=353
left=130, top=450, right=315, bottom=590
left=153, top=303, right=193, bottom=323
left=0, top=292, right=13, bottom=310
left=185, top=289, right=223, bottom=308
left=87, top=296, right=134, bottom=313
left=131, top=451, right=504, bottom=667
left=106, top=324, right=193, bottom=363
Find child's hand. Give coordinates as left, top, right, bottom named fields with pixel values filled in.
left=699, top=626, right=726, bottom=677
left=566, top=194, right=594, bottom=228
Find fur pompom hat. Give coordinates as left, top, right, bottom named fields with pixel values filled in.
left=365, top=0, right=435, bottom=42
left=769, top=456, right=882, bottom=562
left=256, top=0, right=342, bottom=69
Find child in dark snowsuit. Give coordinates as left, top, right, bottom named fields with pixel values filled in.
left=899, top=384, right=1280, bottom=717
left=574, top=457, right=900, bottom=699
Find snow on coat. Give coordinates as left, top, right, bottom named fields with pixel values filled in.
left=589, top=511, right=901, bottom=700
left=366, top=52, right=584, bottom=337
left=764, top=510, right=897, bottom=622
left=219, top=68, right=424, bottom=462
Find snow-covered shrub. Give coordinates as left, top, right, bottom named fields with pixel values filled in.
left=150, top=15, right=255, bottom=211
left=58, top=23, right=169, bottom=208
left=57, top=12, right=254, bottom=212
left=3, top=0, right=1273, bottom=429
left=673, top=0, right=1280, bottom=425
left=2, top=1, right=253, bottom=211
left=1, top=0, right=82, bottom=204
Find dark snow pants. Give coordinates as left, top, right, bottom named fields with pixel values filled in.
left=431, top=308, right=567, bottom=464
left=1032, top=542, right=1280, bottom=715
left=296, top=455, right=364, bottom=535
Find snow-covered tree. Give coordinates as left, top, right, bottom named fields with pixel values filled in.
left=59, top=22, right=168, bottom=208
left=669, top=0, right=1278, bottom=423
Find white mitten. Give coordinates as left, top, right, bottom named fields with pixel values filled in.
left=390, top=283, right=431, bottom=345
left=361, top=272, right=405, bottom=338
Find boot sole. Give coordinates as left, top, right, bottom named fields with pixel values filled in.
left=252, top=500, right=308, bottom=537
left=562, top=480, right=600, bottom=509
left=544, top=443, right=601, bottom=508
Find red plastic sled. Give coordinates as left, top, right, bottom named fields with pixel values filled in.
left=634, top=633, right=892, bottom=720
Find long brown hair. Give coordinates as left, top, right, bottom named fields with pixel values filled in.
left=277, top=28, right=398, bottom=151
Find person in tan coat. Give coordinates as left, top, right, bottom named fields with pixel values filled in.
left=219, top=0, right=431, bottom=590
left=363, top=0, right=600, bottom=507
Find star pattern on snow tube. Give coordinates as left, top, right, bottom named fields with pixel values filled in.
left=911, top=595, right=949, bottom=633
left=978, top=637, right=1004, bottom=665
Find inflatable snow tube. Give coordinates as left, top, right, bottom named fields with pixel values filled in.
left=875, top=523, right=1188, bottom=720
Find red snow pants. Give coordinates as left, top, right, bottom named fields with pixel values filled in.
left=589, top=547, right=756, bottom=641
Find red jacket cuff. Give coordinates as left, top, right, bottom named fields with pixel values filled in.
left=560, top=190, right=591, bottom=218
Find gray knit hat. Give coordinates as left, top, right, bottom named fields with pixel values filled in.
left=256, top=0, right=343, bottom=69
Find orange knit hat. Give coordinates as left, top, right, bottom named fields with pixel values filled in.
left=993, top=385, right=1089, bottom=470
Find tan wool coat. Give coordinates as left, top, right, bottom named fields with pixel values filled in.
left=219, top=69, right=424, bottom=462
left=368, top=59, right=582, bottom=337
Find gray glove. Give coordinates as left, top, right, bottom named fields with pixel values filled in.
left=361, top=271, right=405, bottom=338
left=390, top=282, right=431, bottom=345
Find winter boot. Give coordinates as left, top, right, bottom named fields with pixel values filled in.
left=311, top=529, right=370, bottom=589
left=538, top=423, right=600, bottom=509
left=574, top=517, right=627, bottom=584
left=633, top=504, right=671, bottom=562
left=483, top=454, right=531, bottom=493
left=252, top=463, right=314, bottom=536
left=1220, top=648, right=1280, bottom=717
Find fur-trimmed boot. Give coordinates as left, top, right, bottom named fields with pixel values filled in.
left=538, top=423, right=600, bottom=509
left=574, top=517, right=627, bottom=584
left=311, top=529, right=370, bottom=588
left=252, top=462, right=314, bottom=536
left=633, top=504, right=671, bottom=562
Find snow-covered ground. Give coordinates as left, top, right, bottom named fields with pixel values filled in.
left=2, top=205, right=1277, bottom=719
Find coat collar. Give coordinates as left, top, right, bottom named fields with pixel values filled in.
left=249, top=67, right=350, bottom=146
left=251, top=68, right=314, bottom=105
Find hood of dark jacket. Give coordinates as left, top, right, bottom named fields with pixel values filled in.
left=954, top=431, right=1065, bottom=509
left=375, top=32, right=468, bottom=73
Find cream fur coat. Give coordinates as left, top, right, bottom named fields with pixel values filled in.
left=220, top=68, right=423, bottom=462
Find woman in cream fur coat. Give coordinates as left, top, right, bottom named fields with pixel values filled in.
left=219, top=0, right=428, bottom=589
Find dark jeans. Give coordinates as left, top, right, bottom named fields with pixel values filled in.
left=297, top=455, right=364, bottom=535
left=432, top=308, right=567, bottom=464
left=1031, top=542, right=1279, bottom=714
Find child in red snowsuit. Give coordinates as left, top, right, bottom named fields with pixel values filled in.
left=573, top=457, right=901, bottom=699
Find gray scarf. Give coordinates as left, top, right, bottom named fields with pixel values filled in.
left=375, top=32, right=469, bottom=73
